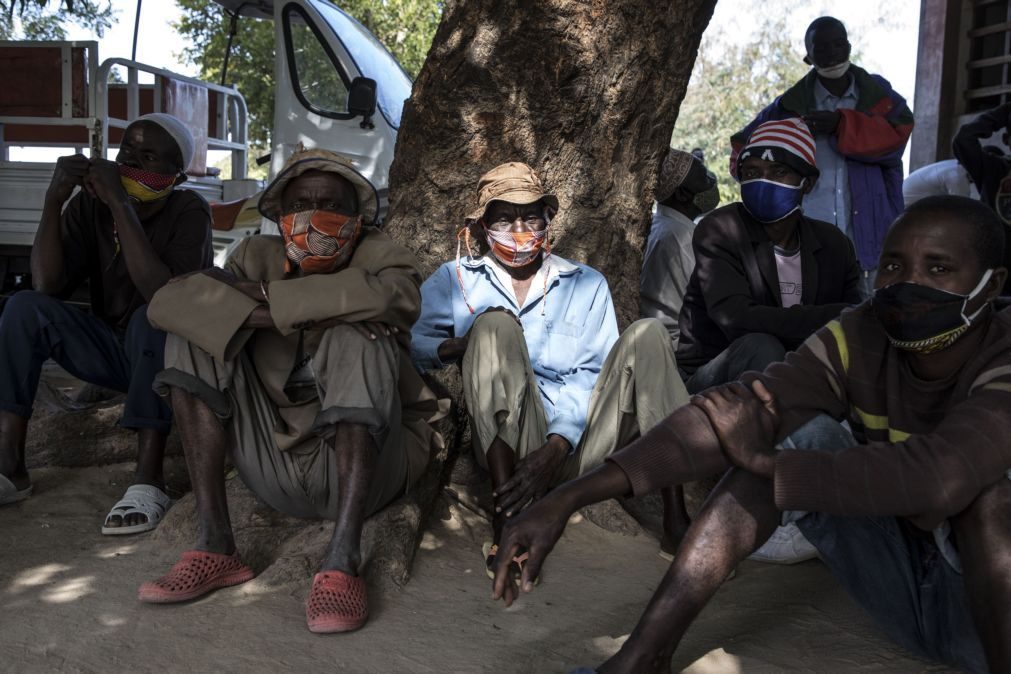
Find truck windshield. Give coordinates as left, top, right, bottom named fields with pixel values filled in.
left=310, top=0, right=413, bottom=129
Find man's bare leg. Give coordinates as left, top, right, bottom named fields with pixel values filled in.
left=0, top=411, right=29, bottom=491
left=486, top=437, right=516, bottom=544
left=169, top=387, right=235, bottom=554
left=319, top=422, right=376, bottom=576
left=952, top=479, right=1011, bottom=672
left=134, top=428, right=167, bottom=490
left=601, top=468, right=780, bottom=674
left=660, top=485, right=691, bottom=557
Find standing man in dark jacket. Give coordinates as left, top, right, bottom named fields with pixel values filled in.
left=732, top=16, right=913, bottom=299
left=953, top=102, right=1011, bottom=294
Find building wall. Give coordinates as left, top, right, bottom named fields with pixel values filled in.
left=912, top=0, right=1011, bottom=170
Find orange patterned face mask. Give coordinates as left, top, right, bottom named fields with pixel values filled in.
left=279, top=210, right=362, bottom=274
left=483, top=226, right=548, bottom=268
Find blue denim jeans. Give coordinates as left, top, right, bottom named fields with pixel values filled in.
left=683, top=333, right=787, bottom=394
left=0, top=290, right=170, bottom=432
left=783, top=416, right=987, bottom=673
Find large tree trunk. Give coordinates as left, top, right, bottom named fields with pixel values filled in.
left=386, top=0, right=717, bottom=326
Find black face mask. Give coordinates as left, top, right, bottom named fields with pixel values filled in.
left=871, top=270, right=993, bottom=354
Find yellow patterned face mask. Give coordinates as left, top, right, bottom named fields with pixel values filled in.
left=118, top=164, right=177, bottom=203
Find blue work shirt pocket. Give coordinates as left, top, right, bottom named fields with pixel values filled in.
left=536, top=319, right=583, bottom=375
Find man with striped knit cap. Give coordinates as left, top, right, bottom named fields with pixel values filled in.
left=732, top=17, right=914, bottom=300
left=677, top=117, right=861, bottom=563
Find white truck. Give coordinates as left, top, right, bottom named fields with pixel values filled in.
left=0, top=0, right=412, bottom=295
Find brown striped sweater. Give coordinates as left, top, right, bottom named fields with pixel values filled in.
left=608, top=304, right=1011, bottom=529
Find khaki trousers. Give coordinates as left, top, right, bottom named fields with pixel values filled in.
left=462, top=313, right=688, bottom=483
left=155, top=324, right=408, bottom=520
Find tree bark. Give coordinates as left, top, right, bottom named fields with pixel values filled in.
left=385, top=0, right=717, bottom=326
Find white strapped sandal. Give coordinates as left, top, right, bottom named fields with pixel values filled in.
left=101, top=484, right=172, bottom=536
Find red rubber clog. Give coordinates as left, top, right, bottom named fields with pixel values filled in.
left=305, top=570, right=368, bottom=633
left=138, top=550, right=255, bottom=603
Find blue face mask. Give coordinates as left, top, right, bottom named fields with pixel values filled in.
left=740, top=178, right=805, bottom=223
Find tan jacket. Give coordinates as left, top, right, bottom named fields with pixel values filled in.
left=149, top=227, right=447, bottom=487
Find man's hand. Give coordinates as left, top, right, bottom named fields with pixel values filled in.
left=803, top=110, right=841, bottom=135
left=83, top=158, right=129, bottom=207
left=492, top=491, right=573, bottom=606
left=494, top=435, right=570, bottom=518
left=46, top=154, right=90, bottom=205
left=691, top=380, right=779, bottom=479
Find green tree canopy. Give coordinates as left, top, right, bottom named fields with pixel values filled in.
left=174, top=0, right=441, bottom=157
left=0, top=0, right=113, bottom=40
left=672, top=11, right=810, bottom=205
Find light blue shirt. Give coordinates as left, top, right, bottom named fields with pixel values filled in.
left=411, top=254, right=619, bottom=448
left=803, top=76, right=859, bottom=237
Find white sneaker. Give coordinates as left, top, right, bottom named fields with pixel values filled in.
left=748, top=523, right=819, bottom=564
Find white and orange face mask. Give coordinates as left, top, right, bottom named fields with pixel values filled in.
left=455, top=221, right=553, bottom=315
left=280, top=209, right=362, bottom=274
left=483, top=227, right=549, bottom=268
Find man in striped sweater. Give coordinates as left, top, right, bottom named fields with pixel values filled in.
left=492, top=195, right=1011, bottom=673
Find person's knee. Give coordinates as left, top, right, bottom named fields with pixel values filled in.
left=955, top=479, right=1011, bottom=543
left=1, top=290, right=60, bottom=325
left=470, top=310, right=523, bottom=340
left=784, top=414, right=855, bottom=452
left=732, top=333, right=787, bottom=371
left=622, top=318, right=670, bottom=348
left=126, top=303, right=156, bottom=334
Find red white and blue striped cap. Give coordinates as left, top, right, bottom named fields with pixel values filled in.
left=737, top=117, right=819, bottom=179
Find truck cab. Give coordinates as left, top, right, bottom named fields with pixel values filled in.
left=0, top=0, right=411, bottom=294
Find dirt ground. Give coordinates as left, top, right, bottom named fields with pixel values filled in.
left=0, top=462, right=957, bottom=673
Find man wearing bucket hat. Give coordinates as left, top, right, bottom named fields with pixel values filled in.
left=677, top=117, right=861, bottom=564
left=411, top=161, right=691, bottom=572
left=139, top=146, right=447, bottom=634
left=0, top=113, right=211, bottom=535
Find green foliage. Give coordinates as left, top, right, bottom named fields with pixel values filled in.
left=0, top=0, right=113, bottom=40
left=174, top=0, right=441, bottom=155
left=673, top=12, right=810, bottom=205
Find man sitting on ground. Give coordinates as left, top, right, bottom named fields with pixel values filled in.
left=953, top=101, right=1011, bottom=294
left=679, top=117, right=861, bottom=395
left=494, top=195, right=1011, bottom=674
left=411, top=161, right=691, bottom=567
left=0, top=113, right=211, bottom=534
left=679, top=118, right=860, bottom=563
left=640, top=148, right=720, bottom=349
left=139, top=147, right=445, bottom=634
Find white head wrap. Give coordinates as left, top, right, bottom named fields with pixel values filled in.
left=134, top=113, right=195, bottom=172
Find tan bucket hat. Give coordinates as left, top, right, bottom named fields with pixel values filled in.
left=258, top=145, right=379, bottom=223
left=465, top=162, right=560, bottom=222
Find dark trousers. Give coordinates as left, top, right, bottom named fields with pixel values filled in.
left=0, top=290, right=170, bottom=432
left=683, top=332, right=787, bottom=394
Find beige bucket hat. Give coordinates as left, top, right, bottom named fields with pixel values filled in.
left=465, top=162, right=560, bottom=222
left=259, top=146, right=379, bottom=223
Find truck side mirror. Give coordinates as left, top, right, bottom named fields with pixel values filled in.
left=348, top=77, right=377, bottom=130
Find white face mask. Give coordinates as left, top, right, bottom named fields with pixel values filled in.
left=815, top=60, right=850, bottom=79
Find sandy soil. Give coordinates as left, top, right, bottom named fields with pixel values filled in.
left=0, top=463, right=954, bottom=673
